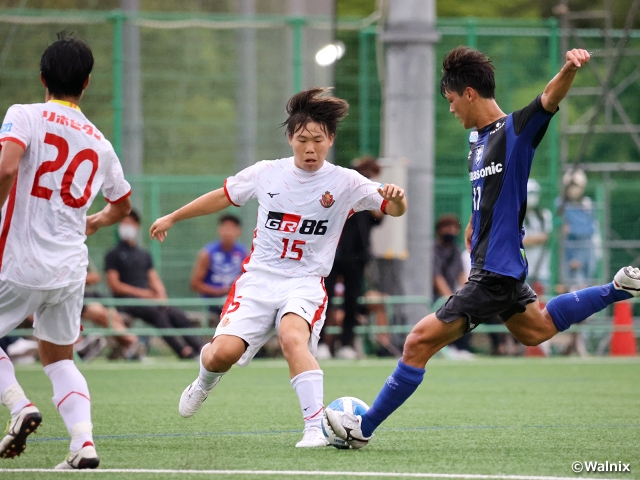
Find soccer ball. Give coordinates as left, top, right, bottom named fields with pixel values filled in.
left=322, top=396, right=370, bottom=449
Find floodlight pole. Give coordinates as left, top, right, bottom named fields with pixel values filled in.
left=382, top=0, right=439, bottom=322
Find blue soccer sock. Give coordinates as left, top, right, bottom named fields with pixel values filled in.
left=546, top=282, right=632, bottom=332
left=361, top=360, right=425, bottom=437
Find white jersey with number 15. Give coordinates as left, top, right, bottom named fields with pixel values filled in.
left=224, top=157, right=386, bottom=278
left=0, top=101, right=131, bottom=289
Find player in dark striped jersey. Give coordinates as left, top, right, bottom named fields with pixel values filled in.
left=325, top=46, right=640, bottom=447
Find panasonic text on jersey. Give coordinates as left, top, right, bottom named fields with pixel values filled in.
left=469, top=162, right=503, bottom=181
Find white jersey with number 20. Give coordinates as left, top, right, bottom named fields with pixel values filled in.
left=0, top=101, right=131, bottom=289
left=224, top=157, right=386, bottom=278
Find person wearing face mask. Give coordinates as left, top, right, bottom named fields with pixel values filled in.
left=104, top=210, right=203, bottom=360
left=558, top=168, right=600, bottom=290
left=523, top=179, right=553, bottom=294
left=432, top=214, right=474, bottom=359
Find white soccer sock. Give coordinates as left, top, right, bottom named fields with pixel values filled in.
left=44, top=359, right=93, bottom=452
left=197, top=349, right=225, bottom=391
left=0, top=349, right=29, bottom=415
left=291, top=369, right=324, bottom=428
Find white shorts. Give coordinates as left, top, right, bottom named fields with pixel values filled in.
left=213, top=270, right=327, bottom=366
left=0, top=279, right=85, bottom=345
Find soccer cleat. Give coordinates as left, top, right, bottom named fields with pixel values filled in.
left=613, top=266, right=640, bottom=297
left=323, top=408, right=371, bottom=449
left=295, top=425, right=329, bottom=448
left=55, top=441, right=100, bottom=470
left=0, top=404, right=42, bottom=459
left=179, top=377, right=219, bottom=418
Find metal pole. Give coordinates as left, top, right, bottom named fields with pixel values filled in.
left=359, top=26, right=372, bottom=156
left=289, top=17, right=305, bottom=94
left=547, top=17, right=561, bottom=288
left=111, top=11, right=124, bottom=158
left=121, top=0, right=143, bottom=178
left=383, top=0, right=439, bottom=322
left=236, top=0, right=258, bottom=248
left=466, top=17, right=477, bottom=48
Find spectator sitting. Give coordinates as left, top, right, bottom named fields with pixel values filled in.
left=78, top=268, right=145, bottom=361
left=432, top=214, right=474, bottom=360
left=104, top=209, right=203, bottom=359
left=190, top=214, right=247, bottom=323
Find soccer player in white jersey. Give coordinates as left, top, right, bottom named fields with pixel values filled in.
left=150, top=88, right=407, bottom=447
left=0, top=33, right=131, bottom=468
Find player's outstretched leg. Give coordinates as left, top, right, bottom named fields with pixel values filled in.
left=0, top=365, right=42, bottom=460
left=43, top=359, right=99, bottom=470
left=325, top=314, right=462, bottom=445
left=324, top=359, right=425, bottom=445
left=179, top=337, right=243, bottom=418
left=545, top=266, right=640, bottom=333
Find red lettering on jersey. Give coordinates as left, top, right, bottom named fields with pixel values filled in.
left=70, top=119, right=81, bottom=131
left=55, top=115, right=69, bottom=126
left=44, top=111, right=56, bottom=122
left=82, top=124, right=93, bottom=136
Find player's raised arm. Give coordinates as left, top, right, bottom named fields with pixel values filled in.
left=541, top=48, right=590, bottom=113
left=150, top=187, right=232, bottom=242
left=377, top=183, right=407, bottom=217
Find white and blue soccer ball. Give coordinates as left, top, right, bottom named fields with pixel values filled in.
left=322, top=396, right=370, bottom=449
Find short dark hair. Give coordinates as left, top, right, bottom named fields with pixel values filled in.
left=219, top=214, right=241, bottom=227
left=440, top=46, right=495, bottom=99
left=352, top=155, right=380, bottom=179
left=127, top=208, right=141, bottom=225
left=40, top=31, right=94, bottom=98
left=436, top=213, right=460, bottom=231
left=281, top=87, right=349, bottom=138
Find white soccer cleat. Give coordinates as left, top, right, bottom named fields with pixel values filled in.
left=179, top=378, right=218, bottom=418
left=323, top=408, right=371, bottom=449
left=0, top=404, right=42, bottom=459
left=55, top=442, right=100, bottom=470
left=295, top=425, right=329, bottom=448
left=613, top=266, right=640, bottom=297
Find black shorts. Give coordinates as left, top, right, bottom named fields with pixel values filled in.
left=435, top=268, right=537, bottom=332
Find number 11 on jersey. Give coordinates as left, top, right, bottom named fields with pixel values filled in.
left=281, top=238, right=306, bottom=261
left=472, top=186, right=482, bottom=211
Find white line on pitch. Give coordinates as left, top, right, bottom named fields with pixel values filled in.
left=0, top=469, right=625, bottom=479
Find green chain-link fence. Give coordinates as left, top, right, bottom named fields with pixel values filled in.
left=1, top=9, right=639, bottom=300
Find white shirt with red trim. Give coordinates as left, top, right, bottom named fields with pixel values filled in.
left=0, top=101, right=131, bottom=289
left=224, top=156, right=387, bottom=278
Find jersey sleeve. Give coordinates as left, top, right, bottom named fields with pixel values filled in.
left=349, top=170, right=386, bottom=214
left=224, top=162, right=262, bottom=207
left=101, top=149, right=131, bottom=203
left=511, top=95, right=556, bottom=149
left=0, top=105, right=32, bottom=150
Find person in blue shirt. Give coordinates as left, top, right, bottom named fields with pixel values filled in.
left=325, top=45, right=640, bottom=448
left=191, top=214, right=247, bottom=316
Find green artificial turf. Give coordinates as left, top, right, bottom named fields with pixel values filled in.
left=1, top=357, right=639, bottom=479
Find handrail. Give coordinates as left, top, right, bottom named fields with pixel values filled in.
left=7, top=296, right=638, bottom=338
